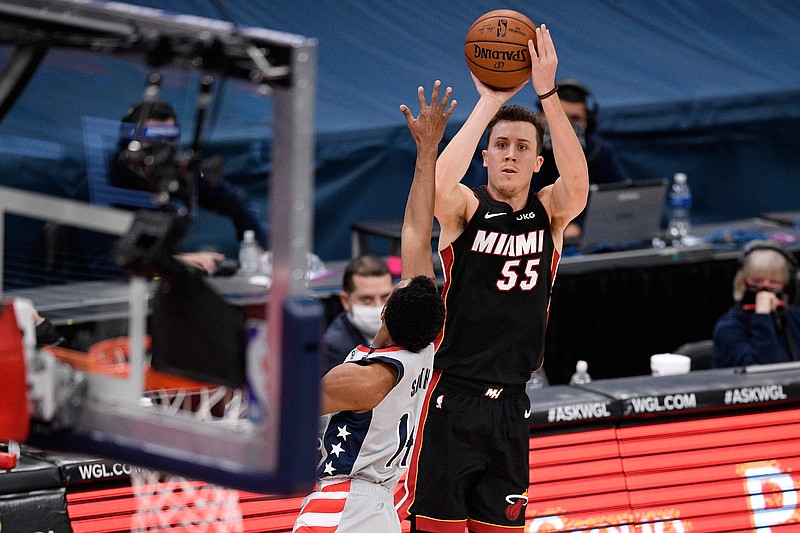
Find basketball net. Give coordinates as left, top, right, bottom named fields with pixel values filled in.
left=130, top=468, right=244, bottom=532
left=129, top=385, right=251, bottom=531
left=82, top=324, right=261, bottom=531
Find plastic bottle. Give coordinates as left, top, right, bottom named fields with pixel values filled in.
left=526, top=372, right=546, bottom=394
left=238, top=229, right=260, bottom=274
left=569, top=360, right=592, bottom=385
left=666, top=172, right=692, bottom=246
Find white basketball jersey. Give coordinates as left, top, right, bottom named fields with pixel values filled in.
left=317, top=344, right=434, bottom=488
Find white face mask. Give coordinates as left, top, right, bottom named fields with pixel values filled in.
left=349, top=304, right=383, bottom=339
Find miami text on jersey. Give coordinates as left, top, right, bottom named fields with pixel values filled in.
left=470, top=229, right=545, bottom=257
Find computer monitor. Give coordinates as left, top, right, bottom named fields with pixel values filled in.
left=578, top=179, right=669, bottom=254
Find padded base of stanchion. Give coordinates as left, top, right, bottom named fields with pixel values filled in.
left=0, top=488, right=71, bottom=532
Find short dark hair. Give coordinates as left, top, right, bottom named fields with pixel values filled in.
left=486, top=105, right=545, bottom=155
left=117, top=100, right=179, bottom=153
left=342, top=255, right=391, bottom=294
left=384, top=276, right=445, bottom=353
left=557, top=83, right=590, bottom=104
left=122, top=100, right=177, bottom=125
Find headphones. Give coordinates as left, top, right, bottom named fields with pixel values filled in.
left=117, top=100, right=180, bottom=151
left=554, top=78, right=599, bottom=136
left=739, top=240, right=799, bottom=306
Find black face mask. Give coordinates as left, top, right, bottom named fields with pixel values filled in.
left=541, top=122, right=587, bottom=151
left=739, top=283, right=787, bottom=310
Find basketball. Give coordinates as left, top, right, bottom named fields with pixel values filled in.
left=464, top=9, right=536, bottom=89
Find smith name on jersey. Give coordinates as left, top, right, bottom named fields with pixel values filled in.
left=317, top=344, right=434, bottom=488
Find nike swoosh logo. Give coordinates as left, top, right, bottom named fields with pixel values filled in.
left=484, top=212, right=507, bottom=219
left=524, top=409, right=531, bottom=419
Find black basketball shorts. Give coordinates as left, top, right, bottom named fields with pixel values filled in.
left=400, top=371, right=531, bottom=533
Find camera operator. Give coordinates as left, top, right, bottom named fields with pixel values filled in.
left=112, top=99, right=268, bottom=250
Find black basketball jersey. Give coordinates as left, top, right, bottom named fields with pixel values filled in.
left=434, top=185, right=558, bottom=385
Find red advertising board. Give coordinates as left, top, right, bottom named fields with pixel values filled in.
left=526, top=409, right=800, bottom=532
left=54, top=407, right=800, bottom=532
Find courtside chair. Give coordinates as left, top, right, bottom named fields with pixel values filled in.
left=673, top=339, right=715, bottom=371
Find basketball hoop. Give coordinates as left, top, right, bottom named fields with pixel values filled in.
left=128, top=386, right=251, bottom=531
left=142, top=384, right=252, bottom=428
left=129, top=467, right=244, bottom=532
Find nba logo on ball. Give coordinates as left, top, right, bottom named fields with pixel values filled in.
left=464, top=9, right=536, bottom=89
left=496, top=19, right=507, bottom=38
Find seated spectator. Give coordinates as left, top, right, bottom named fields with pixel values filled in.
left=712, top=240, right=800, bottom=367
left=320, top=255, right=393, bottom=375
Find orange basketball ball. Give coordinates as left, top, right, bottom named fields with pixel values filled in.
left=464, top=9, right=536, bottom=89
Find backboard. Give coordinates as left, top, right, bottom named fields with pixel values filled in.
left=0, top=0, right=321, bottom=495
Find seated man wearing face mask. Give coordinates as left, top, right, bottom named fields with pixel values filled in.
left=532, top=79, right=629, bottom=241
left=320, top=255, right=393, bottom=376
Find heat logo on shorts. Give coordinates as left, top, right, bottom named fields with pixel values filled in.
left=505, top=493, right=528, bottom=521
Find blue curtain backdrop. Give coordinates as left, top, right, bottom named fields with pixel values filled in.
left=1, top=0, right=799, bottom=287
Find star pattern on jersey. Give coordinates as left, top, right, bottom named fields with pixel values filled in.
left=318, top=414, right=371, bottom=479
left=322, top=427, right=355, bottom=476
left=330, top=442, right=344, bottom=458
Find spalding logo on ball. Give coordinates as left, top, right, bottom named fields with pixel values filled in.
left=464, top=9, right=536, bottom=89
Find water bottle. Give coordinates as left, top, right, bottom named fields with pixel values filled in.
left=569, top=360, right=592, bottom=385
left=238, top=229, right=260, bottom=274
left=526, top=371, right=546, bottom=394
left=666, top=172, right=692, bottom=246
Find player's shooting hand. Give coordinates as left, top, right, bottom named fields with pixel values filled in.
left=529, top=24, right=558, bottom=96
left=469, top=72, right=526, bottom=106
left=400, top=80, right=457, bottom=147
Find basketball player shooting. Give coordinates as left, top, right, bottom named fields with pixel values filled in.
left=398, top=25, right=590, bottom=532
left=292, top=81, right=455, bottom=533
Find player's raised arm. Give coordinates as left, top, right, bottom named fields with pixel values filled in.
left=399, top=81, right=456, bottom=280
left=434, top=74, right=525, bottom=248
left=530, top=25, right=589, bottom=237
left=319, top=82, right=453, bottom=415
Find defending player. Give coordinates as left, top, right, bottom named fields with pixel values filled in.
left=292, top=81, right=455, bottom=533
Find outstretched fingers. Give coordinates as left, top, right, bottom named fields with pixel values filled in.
left=535, top=24, right=556, bottom=62
left=437, top=85, right=456, bottom=119
left=530, top=24, right=558, bottom=95
left=400, top=102, right=414, bottom=127
left=400, top=81, right=457, bottom=140
left=427, top=80, right=440, bottom=110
